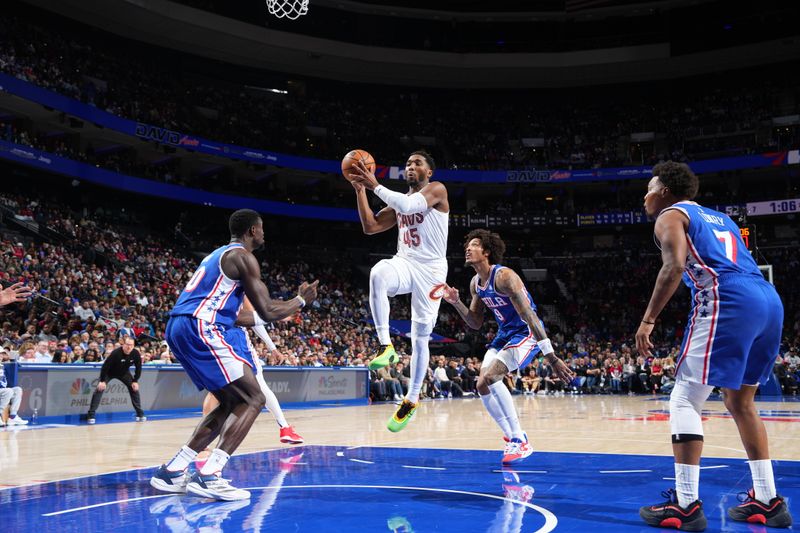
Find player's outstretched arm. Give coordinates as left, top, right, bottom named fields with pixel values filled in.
left=636, top=210, right=688, bottom=356
left=349, top=160, right=446, bottom=214
left=442, top=276, right=485, bottom=330
left=352, top=181, right=397, bottom=235
left=228, top=251, right=318, bottom=323
left=495, top=269, right=575, bottom=382
left=0, top=281, right=32, bottom=306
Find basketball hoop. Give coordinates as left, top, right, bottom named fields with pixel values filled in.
left=266, top=0, right=309, bottom=20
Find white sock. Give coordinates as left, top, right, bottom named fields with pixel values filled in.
left=262, top=384, right=288, bottom=428
left=674, top=463, right=700, bottom=508
left=480, top=392, right=511, bottom=438
left=369, top=263, right=399, bottom=346
left=200, top=448, right=230, bottom=476
left=489, top=381, right=524, bottom=440
left=749, top=459, right=777, bottom=502
left=406, top=334, right=430, bottom=404
left=166, top=445, right=198, bottom=472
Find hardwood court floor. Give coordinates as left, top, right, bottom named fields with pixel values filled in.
left=2, top=393, right=799, bottom=488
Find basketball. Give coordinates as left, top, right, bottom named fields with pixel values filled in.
left=341, top=149, right=376, bottom=182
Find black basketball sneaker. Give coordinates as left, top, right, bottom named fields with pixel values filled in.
left=727, top=488, right=792, bottom=528
left=639, top=489, right=707, bottom=531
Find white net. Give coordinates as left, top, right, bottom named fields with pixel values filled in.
left=266, top=0, right=309, bottom=19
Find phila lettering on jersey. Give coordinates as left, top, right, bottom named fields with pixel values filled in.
left=476, top=265, right=540, bottom=349
left=395, top=186, right=448, bottom=264
left=170, top=243, right=246, bottom=328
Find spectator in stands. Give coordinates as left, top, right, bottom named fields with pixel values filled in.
left=609, top=359, right=622, bottom=393
left=377, top=365, right=403, bottom=401
left=369, top=367, right=389, bottom=402
left=73, top=299, right=95, bottom=322
left=392, top=361, right=410, bottom=395
left=51, top=349, right=70, bottom=364
left=462, top=359, right=479, bottom=394
left=636, top=356, right=651, bottom=393
left=433, top=360, right=453, bottom=397
left=445, top=360, right=467, bottom=397
left=33, top=340, right=52, bottom=364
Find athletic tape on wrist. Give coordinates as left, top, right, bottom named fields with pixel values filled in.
left=537, top=338, right=554, bottom=355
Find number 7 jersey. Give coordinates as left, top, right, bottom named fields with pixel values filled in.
left=659, top=201, right=761, bottom=291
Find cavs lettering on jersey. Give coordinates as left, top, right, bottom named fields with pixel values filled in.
left=395, top=186, right=448, bottom=264
left=170, top=243, right=246, bottom=328
left=657, top=201, right=782, bottom=389
left=476, top=265, right=540, bottom=350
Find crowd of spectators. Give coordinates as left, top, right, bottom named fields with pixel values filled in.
left=1, top=13, right=798, bottom=176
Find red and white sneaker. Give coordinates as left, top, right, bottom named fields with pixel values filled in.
left=279, top=425, right=304, bottom=444
left=502, top=438, right=534, bottom=464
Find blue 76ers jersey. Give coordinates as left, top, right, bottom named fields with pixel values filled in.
left=170, top=243, right=246, bottom=328
left=660, top=201, right=761, bottom=293
left=476, top=265, right=539, bottom=349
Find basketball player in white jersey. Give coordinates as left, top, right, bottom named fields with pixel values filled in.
left=348, top=150, right=449, bottom=432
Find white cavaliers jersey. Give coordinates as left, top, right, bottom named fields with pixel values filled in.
left=395, top=188, right=448, bottom=264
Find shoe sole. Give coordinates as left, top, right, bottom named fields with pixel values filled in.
left=368, top=352, right=397, bottom=370
left=186, top=482, right=250, bottom=501
left=280, top=438, right=304, bottom=444
left=502, top=450, right=534, bottom=464
left=640, top=509, right=707, bottom=531
left=387, top=411, right=416, bottom=433
left=728, top=508, right=792, bottom=528
left=150, top=477, right=187, bottom=494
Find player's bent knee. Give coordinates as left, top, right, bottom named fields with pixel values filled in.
left=370, top=261, right=400, bottom=295
left=410, top=319, right=434, bottom=339
left=669, top=380, right=712, bottom=439
left=250, top=391, right=267, bottom=410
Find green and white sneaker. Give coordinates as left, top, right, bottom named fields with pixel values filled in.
left=387, top=399, right=417, bottom=432
left=369, top=344, right=398, bottom=370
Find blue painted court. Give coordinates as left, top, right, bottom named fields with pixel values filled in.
left=3, top=445, right=797, bottom=531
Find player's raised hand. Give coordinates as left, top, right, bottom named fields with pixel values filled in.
left=348, top=159, right=379, bottom=190
left=635, top=321, right=654, bottom=356
left=350, top=179, right=365, bottom=194
left=0, top=281, right=32, bottom=306
left=298, top=280, right=319, bottom=305
left=442, top=284, right=460, bottom=305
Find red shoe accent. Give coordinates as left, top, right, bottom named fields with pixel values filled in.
left=279, top=426, right=304, bottom=444
left=659, top=517, right=682, bottom=528
left=746, top=514, right=766, bottom=524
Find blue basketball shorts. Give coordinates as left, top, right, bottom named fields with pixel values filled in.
left=166, top=315, right=256, bottom=392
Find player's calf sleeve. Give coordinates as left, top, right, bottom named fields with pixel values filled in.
left=407, top=320, right=433, bottom=403
left=669, top=380, right=713, bottom=443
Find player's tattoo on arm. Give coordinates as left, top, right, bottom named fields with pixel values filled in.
left=496, top=269, right=548, bottom=342
left=455, top=276, right=485, bottom=330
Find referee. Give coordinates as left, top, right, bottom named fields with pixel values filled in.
left=86, top=336, right=146, bottom=424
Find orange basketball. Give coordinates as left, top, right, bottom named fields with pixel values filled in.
left=341, top=149, right=376, bottom=182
